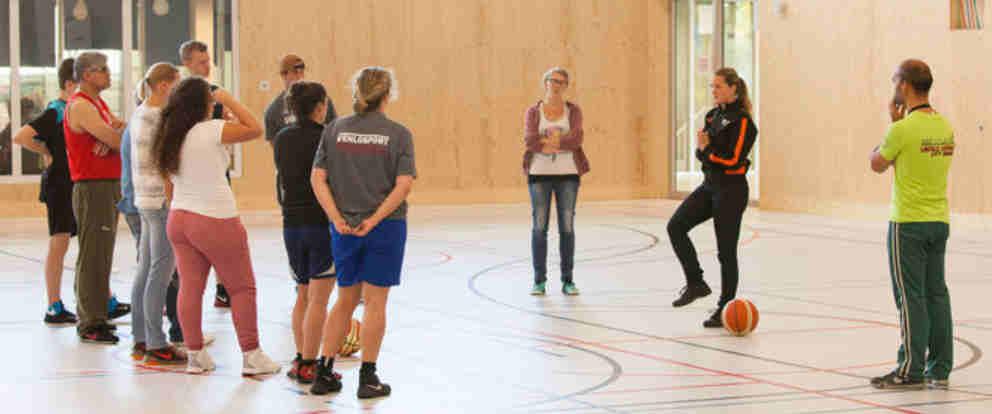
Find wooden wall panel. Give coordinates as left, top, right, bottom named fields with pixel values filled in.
left=233, top=0, right=671, bottom=209
left=757, top=0, right=990, bottom=218
left=1, top=0, right=671, bottom=217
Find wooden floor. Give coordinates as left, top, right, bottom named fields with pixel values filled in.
left=1, top=200, right=990, bottom=413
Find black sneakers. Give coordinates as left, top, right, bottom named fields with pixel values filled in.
left=44, top=300, right=78, bottom=324
left=80, top=325, right=119, bottom=344
left=672, top=283, right=712, bottom=308
left=214, top=284, right=231, bottom=308
left=108, top=297, right=131, bottom=320
left=703, top=308, right=724, bottom=328
left=870, top=372, right=925, bottom=390
left=310, top=358, right=343, bottom=395
left=357, top=372, right=392, bottom=399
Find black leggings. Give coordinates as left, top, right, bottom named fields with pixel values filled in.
left=667, top=176, right=749, bottom=307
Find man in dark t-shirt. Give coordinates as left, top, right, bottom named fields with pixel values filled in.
left=264, top=54, right=336, bottom=145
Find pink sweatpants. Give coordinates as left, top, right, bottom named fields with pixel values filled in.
left=167, top=209, right=259, bottom=352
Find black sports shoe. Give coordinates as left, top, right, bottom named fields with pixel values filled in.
left=925, top=376, right=949, bottom=389
left=44, top=300, right=78, bottom=324
left=80, top=325, right=119, bottom=344
left=214, top=284, right=231, bottom=308
left=108, top=297, right=131, bottom=320
left=310, top=359, right=343, bottom=395
left=870, top=372, right=925, bottom=390
left=357, top=372, right=392, bottom=399
left=672, top=283, right=712, bottom=308
left=287, top=354, right=302, bottom=380
left=703, top=308, right=723, bottom=328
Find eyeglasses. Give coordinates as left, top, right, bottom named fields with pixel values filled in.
left=281, top=63, right=306, bottom=75
left=87, top=65, right=110, bottom=74
left=548, top=78, right=568, bottom=85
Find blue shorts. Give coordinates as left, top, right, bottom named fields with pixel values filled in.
left=331, top=219, right=407, bottom=288
left=283, top=225, right=335, bottom=285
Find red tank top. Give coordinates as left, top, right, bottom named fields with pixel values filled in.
left=64, top=92, right=121, bottom=181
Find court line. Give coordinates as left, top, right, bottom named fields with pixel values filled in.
left=536, top=331, right=920, bottom=414
left=463, top=224, right=946, bottom=413
left=588, top=380, right=758, bottom=395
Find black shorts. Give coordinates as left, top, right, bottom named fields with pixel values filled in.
left=283, top=224, right=335, bottom=285
left=42, top=176, right=77, bottom=237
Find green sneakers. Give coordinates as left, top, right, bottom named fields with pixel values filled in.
left=531, top=282, right=580, bottom=296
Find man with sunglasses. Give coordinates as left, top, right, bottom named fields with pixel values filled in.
left=64, top=52, right=126, bottom=344
left=264, top=55, right=337, bottom=146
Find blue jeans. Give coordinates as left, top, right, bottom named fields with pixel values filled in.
left=529, top=177, right=579, bottom=284
left=131, top=208, right=176, bottom=349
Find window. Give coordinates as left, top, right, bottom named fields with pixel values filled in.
left=2, top=0, right=239, bottom=180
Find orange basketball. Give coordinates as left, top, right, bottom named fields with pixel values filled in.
left=338, top=318, right=362, bottom=357
left=721, top=299, right=759, bottom=336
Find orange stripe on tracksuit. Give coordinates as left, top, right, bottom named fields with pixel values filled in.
left=709, top=118, right=748, bottom=167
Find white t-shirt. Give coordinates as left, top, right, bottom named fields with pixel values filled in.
left=170, top=119, right=238, bottom=218
left=529, top=103, right=578, bottom=175
left=130, top=104, right=166, bottom=209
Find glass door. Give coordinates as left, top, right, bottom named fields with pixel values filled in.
left=671, top=0, right=758, bottom=199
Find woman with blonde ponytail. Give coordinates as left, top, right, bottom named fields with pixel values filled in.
left=310, top=67, right=415, bottom=398
left=126, top=62, right=189, bottom=364
left=667, top=67, right=758, bottom=329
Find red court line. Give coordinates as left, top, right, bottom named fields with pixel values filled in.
left=537, top=331, right=921, bottom=414
left=591, top=380, right=758, bottom=395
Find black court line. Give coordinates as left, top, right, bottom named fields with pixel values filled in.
left=796, top=397, right=992, bottom=414
left=469, top=225, right=872, bottom=381
left=467, top=223, right=986, bottom=412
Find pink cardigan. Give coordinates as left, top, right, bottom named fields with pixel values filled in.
left=522, top=101, right=590, bottom=176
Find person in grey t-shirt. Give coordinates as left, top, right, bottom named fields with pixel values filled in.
left=309, top=67, right=414, bottom=399
left=264, top=54, right=337, bottom=145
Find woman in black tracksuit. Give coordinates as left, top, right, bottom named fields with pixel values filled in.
left=667, top=68, right=757, bottom=328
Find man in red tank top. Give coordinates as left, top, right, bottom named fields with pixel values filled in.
left=64, top=52, right=126, bottom=344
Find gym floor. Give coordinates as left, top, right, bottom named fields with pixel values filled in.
left=2, top=200, right=990, bottom=413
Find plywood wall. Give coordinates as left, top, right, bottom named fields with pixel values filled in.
left=757, top=0, right=992, bottom=218
left=233, top=0, right=672, bottom=210
left=0, top=0, right=671, bottom=218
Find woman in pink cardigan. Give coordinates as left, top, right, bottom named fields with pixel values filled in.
left=522, top=67, right=590, bottom=296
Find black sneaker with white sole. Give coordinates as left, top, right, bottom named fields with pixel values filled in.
left=80, top=325, right=119, bottom=344
left=672, top=283, right=712, bottom=308
left=870, top=372, right=925, bottom=390
left=44, top=301, right=78, bottom=324
left=357, top=373, right=392, bottom=399
left=703, top=307, right=724, bottom=328
left=310, top=358, right=343, bottom=395
left=926, top=376, right=949, bottom=389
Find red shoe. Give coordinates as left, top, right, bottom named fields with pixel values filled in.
left=287, top=356, right=301, bottom=380
left=145, top=345, right=189, bottom=365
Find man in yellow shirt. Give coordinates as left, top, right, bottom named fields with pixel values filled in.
left=869, top=59, right=954, bottom=390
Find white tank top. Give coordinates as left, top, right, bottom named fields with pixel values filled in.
left=529, top=103, right=577, bottom=175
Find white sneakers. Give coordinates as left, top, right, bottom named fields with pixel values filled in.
left=186, top=349, right=216, bottom=374
left=184, top=347, right=281, bottom=376
left=172, top=333, right=217, bottom=349
left=242, top=349, right=281, bottom=376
